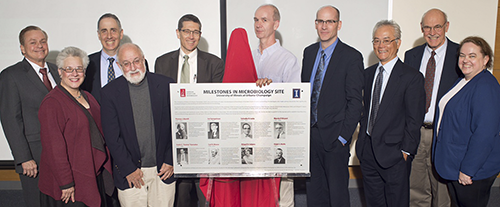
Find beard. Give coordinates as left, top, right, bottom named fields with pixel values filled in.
left=124, top=69, right=146, bottom=84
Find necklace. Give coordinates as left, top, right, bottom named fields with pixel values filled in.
left=75, top=91, right=81, bottom=99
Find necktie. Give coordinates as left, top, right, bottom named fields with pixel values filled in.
left=107, top=58, right=115, bottom=83
left=181, top=55, right=190, bottom=83
left=311, top=51, right=326, bottom=126
left=39, top=68, right=52, bottom=92
left=368, top=66, right=384, bottom=135
left=424, top=51, right=436, bottom=113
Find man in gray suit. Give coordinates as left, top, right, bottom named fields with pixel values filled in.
left=154, top=14, right=224, bottom=207
left=0, top=25, right=60, bottom=207
left=154, top=14, right=224, bottom=83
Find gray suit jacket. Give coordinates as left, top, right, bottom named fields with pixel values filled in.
left=154, top=49, right=224, bottom=83
left=0, top=58, right=60, bottom=173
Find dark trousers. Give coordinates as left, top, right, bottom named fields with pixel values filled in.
left=447, top=173, right=498, bottom=207
left=360, top=136, right=412, bottom=207
left=306, top=126, right=350, bottom=207
left=174, top=178, right=206, bottom=207
left=19, top=173, right=41, bottom=207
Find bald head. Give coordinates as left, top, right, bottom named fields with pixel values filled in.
left=420, top=8, right=449, bottom=49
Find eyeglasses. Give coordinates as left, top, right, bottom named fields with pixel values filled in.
left=422, top=23, right=446, bottom=32
left=119, top=58, right=144, bottom=69
left=180, top=29, right=201, bottom=36
left=372, top=38, right=398, bottom=45
left=315, top=19, right=338, bottom=25
left=60, top=66, right=85, bottom=73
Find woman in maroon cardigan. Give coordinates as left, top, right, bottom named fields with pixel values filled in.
left=38, top=46, right=114, bottom=207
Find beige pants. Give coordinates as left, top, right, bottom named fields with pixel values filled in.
left=409, top=127, right=451, bottom=207
left=279, top=178, right=294, bottom=207
left=118, top=167, right=176, bottom=207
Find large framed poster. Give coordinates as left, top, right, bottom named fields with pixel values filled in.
left=170, top=83, right=310, bottom=177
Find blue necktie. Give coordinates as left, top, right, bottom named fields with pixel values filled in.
left=107, top=58, right=115, bottom=83
left=368, top=66, right=384, bottom=135
left=311, top=51, right=326, bottom=126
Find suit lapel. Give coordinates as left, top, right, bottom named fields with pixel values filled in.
left=147, top=73, right=162, bottom=144
left=169, top=50, right=180, bottom=82
left=48, top=63, right=60, bottom=84
left=375, top=60, right=403, bottom=122
left=321, top=41, right=344, bottom=91
left=197, top=51, right=207, bottom=83
left=22, top=59, right=50, bottom=94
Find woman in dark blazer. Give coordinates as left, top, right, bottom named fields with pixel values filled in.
left=433, top=36, right=500, bottom=207
left=38, top=47, right=114, bottom=207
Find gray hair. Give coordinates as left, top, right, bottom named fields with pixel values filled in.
left=98, top=13, right=122, bottom=30
left=116, top=43, right=144, bottom=63
left=373, top=20, right=401, bottom=40
left=56, top=46, right=89, bottom=69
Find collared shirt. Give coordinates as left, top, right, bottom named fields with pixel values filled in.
left=177, top=48, right=198, bottom=83
left=367, top=56, right=399, bottom=135
left=419, top=40, right=448, bottom=123
left=100, top=50, right=123, bottom=87
left=26, top=58, right=56, bottom=88
left=252, top=39, right=300, bottom=83
left=309, top=38, right=338, bottom=94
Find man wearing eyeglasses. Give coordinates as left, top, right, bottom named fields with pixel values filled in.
left=356, top=20, right=425, bottom=207
left=155, top=14, right=224, bottom=84
left=301, top=5, right=364, bottom=207
left=0, top=25, right=60, bottom=207
left=404, top=9, right=461, bottom=207
left=154, top=14, right=224, bottom=207
left=101, top=43, right=176, bottom=207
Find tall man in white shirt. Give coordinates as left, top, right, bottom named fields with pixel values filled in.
left=155, top=14, right=225, bottom=207
left=0, top=25, right=60, bottom=207
left=404, top=9, right=462, bottom=207
left=252, top=4, right=300, bottom=207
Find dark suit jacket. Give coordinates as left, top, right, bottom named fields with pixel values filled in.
left=100, top=72, right=175, bottom=190
left=433, top=70, right=500, bottom=181
left=301, top=40, right=364, bottom=151
left=0, top=58, right=60, bottom=173
left=274, top=158, right=285, bottom=164
left=82, top=51, right=150, bottom=103
left=154, top=49, right=224, bottom=83
left=356, top=59, right=425, bottom=168
left=404, top=38, right=462, bottom=110
left=208, top=130, right=219, bottom=139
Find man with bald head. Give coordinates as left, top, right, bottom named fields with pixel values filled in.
left=301, top=5, right=364, bottom=207
left=101, top=43, right=176, bottom=207
left=404, top=8, right=461, bottom=207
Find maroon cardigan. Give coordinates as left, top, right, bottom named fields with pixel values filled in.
left=38, top=86, right=112, bottom=207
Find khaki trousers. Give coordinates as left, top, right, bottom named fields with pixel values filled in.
left=279, top=178, right=294, bottom=207
left=409, top=127, right=451, bottom=207
left=118, top=167, right=176, bottom=207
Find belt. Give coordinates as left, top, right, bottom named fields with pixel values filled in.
left=422, top=122, right=433, bottom=129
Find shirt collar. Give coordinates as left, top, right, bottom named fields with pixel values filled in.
left=378, top=56, right=399, bottom=74
left=25, top=58, right=48, bottom=72
left=256, top=39, right=281, bottom=55
left=101, top=50, right=117, bottom=62
left=179, top=48, right=198, bottom=60
left=425, top=38, right=448, bottom=59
